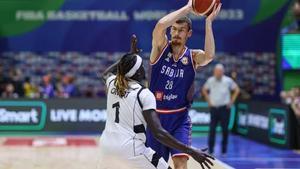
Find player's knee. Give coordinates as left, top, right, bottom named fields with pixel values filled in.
left=172, top=156, right=188, bottom=169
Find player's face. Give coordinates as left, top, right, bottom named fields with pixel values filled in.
left=170, top=23, right=192, bottom=46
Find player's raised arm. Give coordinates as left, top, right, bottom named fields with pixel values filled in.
left=192, top=3, right=222, bottom=68
left=150, top=0, right=193, bottom=63
left=101, top=62, right=118, bottom=84
left=101, top=34, right=140, bottom=83
left=130, top=34, right=142, bottom=54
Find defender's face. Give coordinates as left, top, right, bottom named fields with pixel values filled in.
left=170, top=23, right=192, bottom=46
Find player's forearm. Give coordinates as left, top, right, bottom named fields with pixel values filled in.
left=204, top=21, right=215, bottom=60
left=156, top=5, right=192, bottom=30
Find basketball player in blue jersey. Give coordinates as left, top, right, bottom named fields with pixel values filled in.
left=99, top=35, right=214, bottom=169
left=147, top=0, right=222, bottom=168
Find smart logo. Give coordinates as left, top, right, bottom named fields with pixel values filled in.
left=0, top=101, right=47, bottom=131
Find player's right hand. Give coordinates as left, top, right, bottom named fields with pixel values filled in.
left=190, top=148, right=215, bottom=169
left=206, top=3, right=222, bottom=22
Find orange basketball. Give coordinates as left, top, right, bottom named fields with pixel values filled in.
left=192, top=0, right=220, bottom=16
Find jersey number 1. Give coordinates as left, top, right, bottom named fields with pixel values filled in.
left=112, top=102, right=120, bottom=123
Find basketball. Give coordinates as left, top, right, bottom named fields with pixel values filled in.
left=192, top=0, right=221, bottom=16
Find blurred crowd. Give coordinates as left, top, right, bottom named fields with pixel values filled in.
left=0, top=66, right=82, bottom=99
left=0, top=51, right=276, bottom=99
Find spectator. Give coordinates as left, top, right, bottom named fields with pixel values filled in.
left=230, top=69, right=253, bottom=100
left=239, top=80, right=253, bottom=100
left=230, top=69, right=238, bottom=82
left=84, top=84, right=95, bottom=98
left=280, top=86, right=300, bottom=104
left=8, top=68, right=24, bottom=97
left=0, top=64, right=9, bottom=96
left=1, top=83, right=19, bottom=98
left=292, top=97, right=300, bottom=118
left=280, top=86, right=300, bottom=149
left=292, top=91, right=300, bottom=149
left=40, top=74, right=55, bottom=98
left=282, top=0, right=300, bottom=33
left=60, top=75, right=78, bottom=98
left=23, top=77, right=39, bottom=98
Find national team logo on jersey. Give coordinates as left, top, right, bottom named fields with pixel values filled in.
left=181, top=56, right=189, bottom=65
left=165, top=57, right=170, bottom=62
left=155, top=91, right=164, bottom=101
left=165, top=52, right=172, bottom=62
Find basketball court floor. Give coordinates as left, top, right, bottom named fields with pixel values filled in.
left=0, top=134, right=299, bottom=169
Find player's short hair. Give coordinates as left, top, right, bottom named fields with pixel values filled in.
left=175, top=16, right=192, bottom=30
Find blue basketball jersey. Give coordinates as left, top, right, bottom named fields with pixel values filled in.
left=149, top=43, right=196, bottom=112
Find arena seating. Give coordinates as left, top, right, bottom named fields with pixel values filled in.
left=0, top=51, right=276, bottom=98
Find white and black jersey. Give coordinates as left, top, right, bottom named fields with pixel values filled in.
left=99, top=75, right=171, bottom=169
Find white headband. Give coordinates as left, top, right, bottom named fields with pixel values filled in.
left=125, top=55, right=143, bottom=77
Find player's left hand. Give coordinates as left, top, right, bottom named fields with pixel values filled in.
left=206, top=3, right=222, bottom=22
